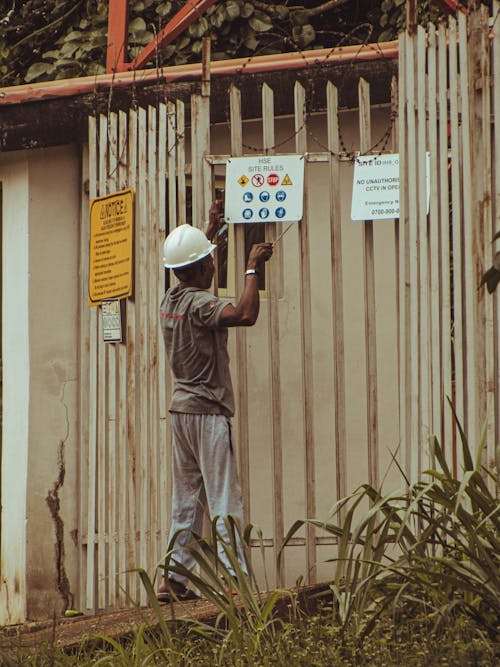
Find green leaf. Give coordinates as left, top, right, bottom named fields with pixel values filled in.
left=381, top=0, right=393, bottom=11
left=89, top=34, right=108, bottom=47
left=129, top=17, right=146, bottom=33
left=248, top=11, right=272, bottom=33
left=189, top=17, right=209, bottom=38
left=241, top=2, right=254, bottom=19
left=380, top=13, right=389, bottom=28
left=132, top=1, right=145, bottom=10
left=291, top=10, right=308, bottom=26
left=64, top=30, right=82, bottom=42
left=191, top=39, right=203, bottom=54
left=60, top=42, right=78, bottom=57
left=162, top=44, right=176, bottom=60
left=25, top=61, right=52, bottom=83
left=299, top=23, right=316, bottom=48
left=131, top=30, right=154, bottom=46
left=42, top=50, right=60, bottom=60
left=274, top=5, right=289, bottom=20
left=225, top=0, right=241, bottom=21
left=176, top=35, right=190, bottom=51
left=244, top=33, right=259, bottom=50
left=156, top=2, right=172, bottom=17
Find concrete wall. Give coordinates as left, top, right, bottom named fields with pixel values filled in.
left=0, top=145, right=81, bottom=623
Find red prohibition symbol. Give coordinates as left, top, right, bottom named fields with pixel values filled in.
left=251, top=173, right=265, bottom=187
left=267, top=173, right=279, bottom=186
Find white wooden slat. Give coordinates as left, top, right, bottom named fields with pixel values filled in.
left=417, top=26, right=430, bottom=470
left=229, top=84, right=251, bottom=526
left=167, top=102, right=178, bottom=239
left=397, top=32, right=411, bottom=472
left=405, top=31, right=420, bottom=481
left=459, top=10, right=478, bottom=447
left=358, top=78, right=379, bottom=488
left=428, top=33, right=439, bottom=445
left=137, top=107, right=150, bottom=604
left=449, top=17, right=465, bottom=468
left=481, top=4, right=495, bottom=475
left=262, top=82, right=284, bottom=585
left=84, top=117, right=98, bottom=611
left=165, top=99, right=178, bottom=555
left=157, top=102, right=168, bottom=559
left=147, top=105, right=160, bottom=565
left=117, top=109, right=129, bottom=605
left=493, top=0, right=500, bottom=460
left=176, top=100, right=186, bottom=226
left=437, top=23, right=453, bottom=462
left=107, top=111, right=118, bottom=605
left=294, top=82, right=316, bottom=583
left=78, top=142, right=90, bottom=609
left=97, top=113, right=109, bottom=608
left=126, top=108, right=139, bottom=601
left=201, top=97, right=213, bottom=234
left=327, top=82, right=346, bottom=520
left=191, top=94, right=210, bottom=229
left=466, top=7, right=495, bottom=468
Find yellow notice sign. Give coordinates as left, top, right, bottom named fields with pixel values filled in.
left=89, top=188, right=134, bottom=306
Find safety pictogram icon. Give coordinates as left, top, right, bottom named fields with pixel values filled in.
left=251, top=173, right=265, bottom=187
left=281, top=174, right=293, bottom=186
left=238, top=175, right=249, bottom=187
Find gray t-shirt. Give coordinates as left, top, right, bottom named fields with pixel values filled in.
left=160, top=285, right=235, bottom=417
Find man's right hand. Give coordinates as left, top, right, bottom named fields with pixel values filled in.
left=246, top=242, right=273, bottom=270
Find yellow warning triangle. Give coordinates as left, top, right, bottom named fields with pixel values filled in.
left=282, top=173, right=293, bottom=186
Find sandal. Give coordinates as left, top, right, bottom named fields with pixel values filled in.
left=157, top=578, right=200, bottom=603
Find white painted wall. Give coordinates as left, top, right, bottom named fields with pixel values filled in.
left=0, top=145, right=81, bottom=623
left=0, top=154, right=30, bottom=624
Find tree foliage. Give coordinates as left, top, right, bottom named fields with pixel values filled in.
left=0, top=0, right=454, bottom=85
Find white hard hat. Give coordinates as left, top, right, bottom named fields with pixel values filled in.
left=162, top=224, right=217, bottom=269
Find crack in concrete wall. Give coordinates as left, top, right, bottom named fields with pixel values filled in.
left=45, top=377, right=76, bottom=612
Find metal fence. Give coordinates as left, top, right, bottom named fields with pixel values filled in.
left=79, top=3, right=499, bottom=612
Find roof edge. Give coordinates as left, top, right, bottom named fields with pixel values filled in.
left=0, top=40, right=398, bottom=107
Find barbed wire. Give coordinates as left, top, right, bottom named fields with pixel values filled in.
left=91, top=0, right=492, bottom=189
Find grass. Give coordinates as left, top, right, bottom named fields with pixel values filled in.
left=2, top=408, right=499, bottom=666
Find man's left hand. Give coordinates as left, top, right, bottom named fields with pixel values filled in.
left=206, top=199, right=224, bottom=241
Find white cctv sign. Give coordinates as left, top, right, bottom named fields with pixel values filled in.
left=351, top=153, right=430, bottom=221
left=225, top=155, right=305, bottom=224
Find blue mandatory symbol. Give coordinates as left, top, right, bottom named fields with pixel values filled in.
left=275, top=190, right=286, bottom=202
left=243, top=191, right=253, bottom=203
left=259, top=191, right=270, bottom=202
left=275, top=207, right=286, bottom=219
left=259, top=207, right=270, bottom=219
left=242, top=208, right=253, bottom=220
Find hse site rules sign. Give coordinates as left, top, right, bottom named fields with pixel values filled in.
left=225, top=155, right=305, bottom=224
left=351, top=153, right=430, bottom=221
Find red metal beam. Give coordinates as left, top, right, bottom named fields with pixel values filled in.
left=126, top=0, right=219, bottom=72
left=106, top=0, right=129, bottom=73
left=432, top=0, right=468, bottom=15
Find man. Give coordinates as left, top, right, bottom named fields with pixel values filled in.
left=158, top=201, right=273, bottom=602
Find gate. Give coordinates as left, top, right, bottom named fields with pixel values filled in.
left=79, top=2, right=499, bottom=612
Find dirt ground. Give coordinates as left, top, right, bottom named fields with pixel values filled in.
left=0, top=584, right=325, bottom=656
left=0, top=596, right=218, bottom=655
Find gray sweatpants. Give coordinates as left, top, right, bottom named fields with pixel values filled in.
left=167, top=412, right=246, bottom=585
